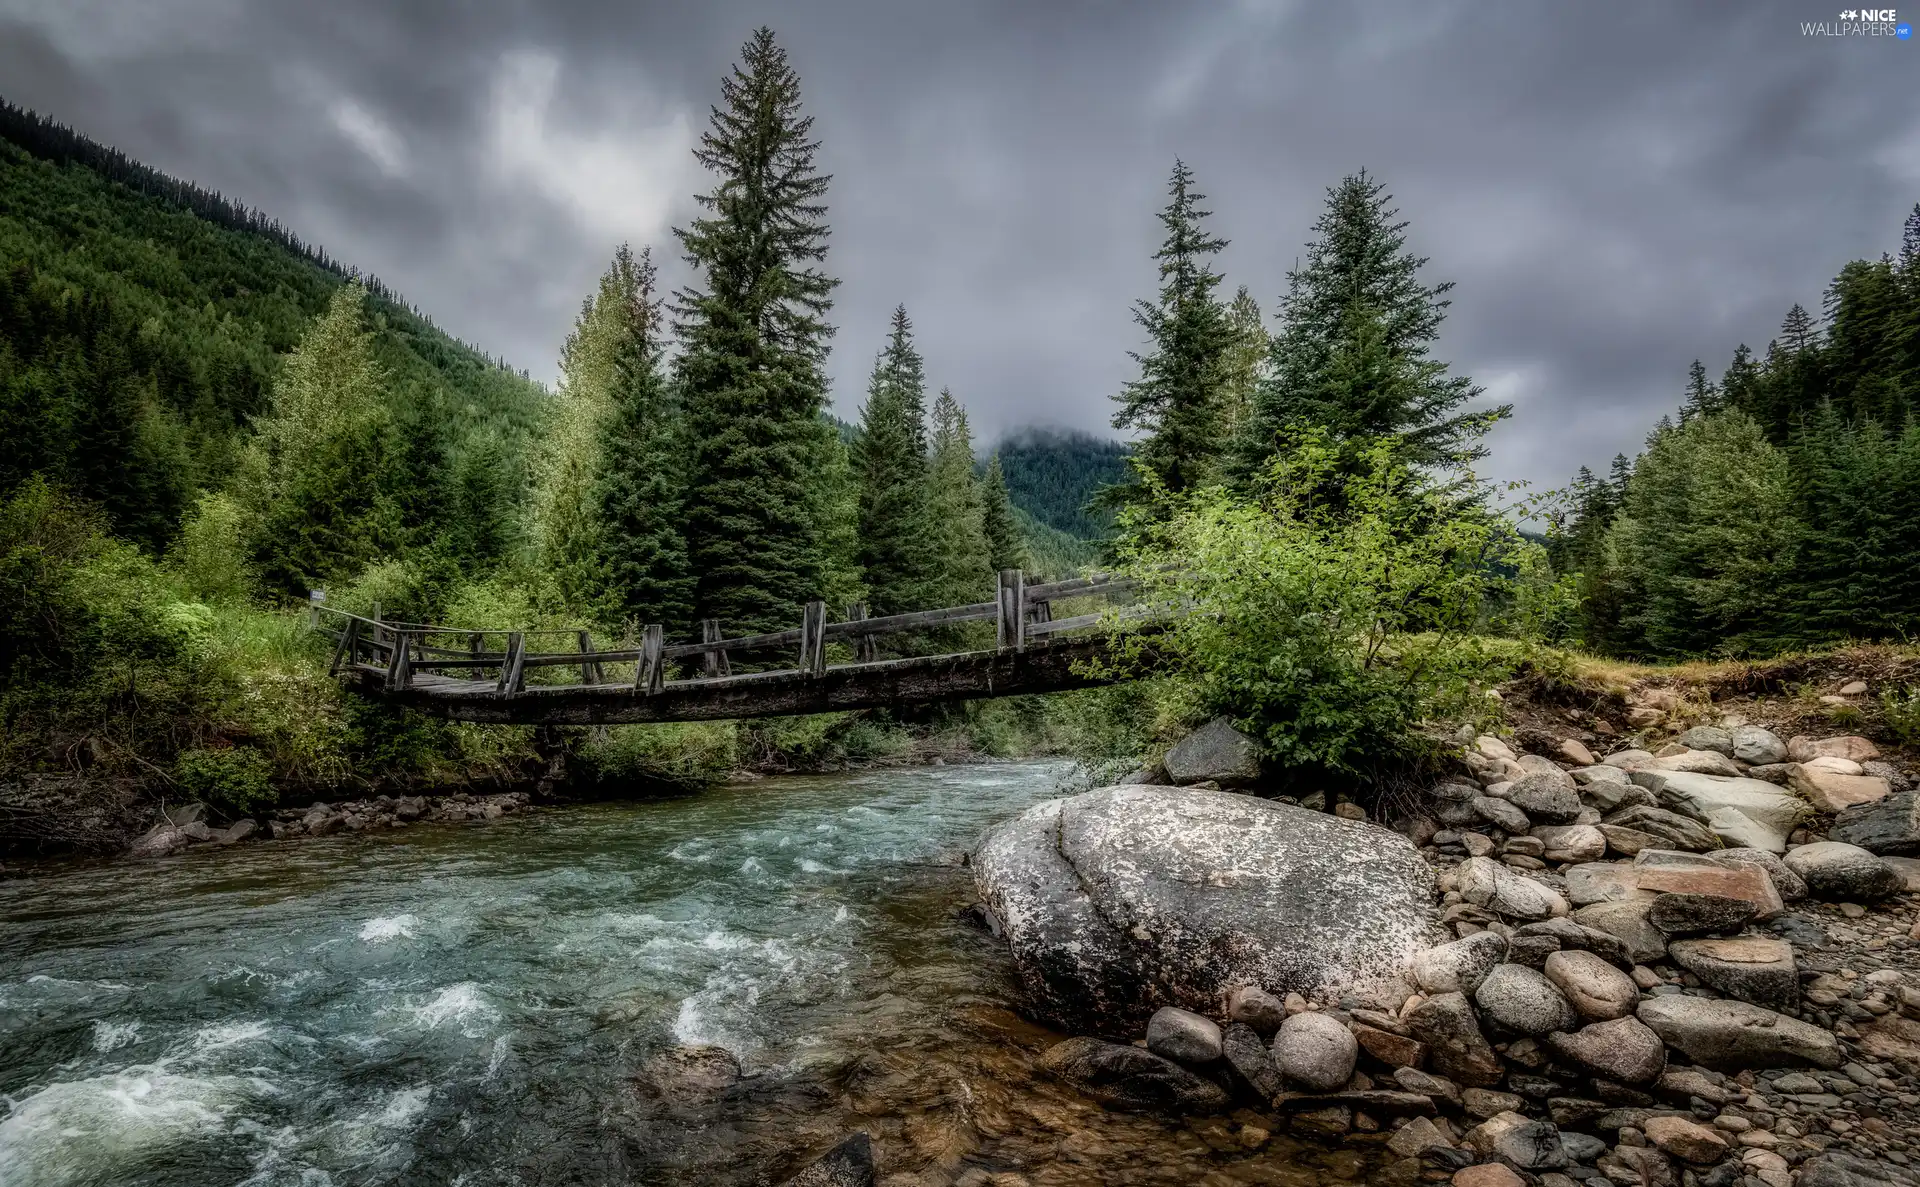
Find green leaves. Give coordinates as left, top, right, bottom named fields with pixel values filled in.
left=1104, top=433, right=1521, bottom=776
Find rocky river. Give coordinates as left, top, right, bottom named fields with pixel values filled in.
left=0, top=761, right=1366, bottom=1187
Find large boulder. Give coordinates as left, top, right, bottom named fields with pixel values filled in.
left=1636, top=997, right=1842, bottom=1070
left=1667, top=937, right=1798, bottom=1012
left=1036, top=1037, right=1231, bottom=1114
left=1788, top=764, right=1893, bottom=814
left=1508, top=775, right=1583, bottom=825
left=1271, top=1010, right=1358, bottom=1091
left=1731, top=726, right=1788, bottom=766
left=1831, top=790, right=1920, bottom=855
left=973, top=786, right=1439, bottom=1031
left=1162, top=718, right=1262, bottom=788
left=1629, top=770, right=1808, bottom=853
left=1473, top=964, right=1577, bottom=1036
left=1782, top=841, right=1903, bottom=902
left=1456, top=856, right=1568, bottom=920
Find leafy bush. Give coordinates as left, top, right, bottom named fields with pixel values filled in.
left=172, top=746, right=276, bottom=815
left=169, top=492, right=258, bottom=605
left=581, top=722, right=738, bottom=789
left=1102, top=435, right=1523, bottom=777
left=1884, top=685, right=1920, bottom=747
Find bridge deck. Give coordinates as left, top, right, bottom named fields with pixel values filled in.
left=340, top=634, right=1120, bottom=724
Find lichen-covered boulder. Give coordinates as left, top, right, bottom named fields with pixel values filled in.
left=974, top=785, right=1440, bottom=1032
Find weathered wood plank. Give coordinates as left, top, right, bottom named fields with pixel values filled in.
left=996, top=569, right=1026, bottom=652
left=329, top=617, right=359, bottom=676
left=636, top=624, right=665, bottom=695
left=496, top=632, right=525, bottom=698
left=699, top=619, right=730, bottom=677
left=846, top=603, right=877, bottom=664
left=347, top=635, right=1152, bottom=725
left=800, top=601, right=827, bottom=676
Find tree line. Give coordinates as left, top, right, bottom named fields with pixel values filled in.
left=1550, top=207, right=1920, bottom=658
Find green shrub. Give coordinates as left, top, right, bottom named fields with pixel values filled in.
left=172, top=746, right=276, bottom=814
left=1101, top=434, right=1522, bottom=777
left=168, top=491, right=258, bottom=605
left=1884, top=685, right=1920, bottom=747
left=581, top=722, right=738, bottom=789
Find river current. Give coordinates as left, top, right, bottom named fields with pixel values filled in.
left=0, top=761, right=1369, bottom=1187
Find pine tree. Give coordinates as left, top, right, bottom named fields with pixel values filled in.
left=1234, top=170, right=1506, bottom=479
left=979, top=453, right=1028, bottom=575
left=1719, top=345, right=1760, bottom=416
left=596, top=246, right=694, bottom=634
left=851, top=306, right=940, bottom=613
left=1216, top=286, right=1269, bottom=444
left=674, top=28, right=838, bottom=636
left=245, top=282, right=393, bottom=590
left=1679, top=359, right=1719, bottom=422
left=1109, top=160, right=1233, bottom=506
left=927, top=389, right=990, bottom=603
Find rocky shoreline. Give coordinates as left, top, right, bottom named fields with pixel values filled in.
left=970, top=715, right=1920, bottom=1187
left=124, top=789, right=538, bottom=858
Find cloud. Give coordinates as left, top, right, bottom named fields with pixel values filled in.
left=329, top=97, right=407, bottom=178
left=1, top=0, right=1914, bottom=489
left=486, top=48, right=694, bottom=245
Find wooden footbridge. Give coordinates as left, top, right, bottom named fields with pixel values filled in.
left=318, top=570, right=1156, bottom=725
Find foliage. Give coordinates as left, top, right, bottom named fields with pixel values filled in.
left=593, top=246, right=694, bottom=633
left=1108, top=160, right=1234, bottom=509
left=1102, top=434, right=1523, bottom=776
left=1233, top=170, right=1509, bottom=479
left=674, top=28, right=841, bottom=636
left=171, top=746, right=275, bottom=815
left=168, top=492, right=257, bottom=605
left=852, top=306, right=940, bottom=613
left=979, top=454, right=1029, bottom=575
left=1882, top=685, right=1920, bottom=748
left=1598, top=410, right=1802, bottom=657
left=579, top=722, right=740, bottom=790
left=990, top=429, right=1131, bottom=541
left=927, top=390, right=992, bottom=604
left=741, top=712, right=910, bottom=770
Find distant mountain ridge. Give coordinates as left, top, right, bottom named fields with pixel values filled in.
left=989, top=427, right=1131, bottom=541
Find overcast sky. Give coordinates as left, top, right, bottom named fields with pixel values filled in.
left=3, top=0, right=1915, bottom=489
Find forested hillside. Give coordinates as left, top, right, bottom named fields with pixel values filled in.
left=0, top=99, right=547, bottom=558
left=1550, top=207, right=1920, bottom=659
left=991, top=428, right=1131, bottom=540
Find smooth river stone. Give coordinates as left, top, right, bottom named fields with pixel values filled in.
left=1543, top=949, right=1639, bottom=1020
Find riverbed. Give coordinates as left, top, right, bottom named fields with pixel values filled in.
left=0, top=761, right=1371, bottom=1186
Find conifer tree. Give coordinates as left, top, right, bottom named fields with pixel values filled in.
left=1679, top=360, right=1719, bottom=422
left=1216, top=286, right=1269, bottom=444
left=852, top=306, right=940, bottom=612
left=674, top=28, right=838, bottom=635
left=245, top=282, right=393, bottom=590
left=1110, top=160, right=1233, bottom=506
left=979, top=453, right=1029, bottom=575
left=1234, top=170, right=1506, bottom=478
left=596, top=246, right=694, bottom=634
left=529, top=247, right=640, bottom=614
left=1719, top=345, right=1760, bottom=415
left=927, top=389, right=990, bottom=602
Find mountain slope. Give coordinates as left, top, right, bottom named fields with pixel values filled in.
left=990, top=428, right=1131, bottom=541
left=0, top=99, right=546, bottom=547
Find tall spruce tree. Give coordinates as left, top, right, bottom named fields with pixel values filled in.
left=1110, top=160, right=1233, bottom=506
left=596, top=245, right=694, bottom=634
left=674, top=28, right=838, bottom=635
left=979, top=453, right=1028, bottom=575
left=1217, top=286, right=1269, bottom=445
left=1234, top=170, right=1506, bottom=478
left=928, top=389, right=990, bottom=602
left=1679, top=359, right=1719, bottom=422
left=851, top=306, right=940, bottom=613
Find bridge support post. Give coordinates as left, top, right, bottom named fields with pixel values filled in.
left=576, top=630, right=602, bottom=685
left=800, top=601, right=827, bottom=676
left=496, top=632, right=525, bottom=698
left=384, top=629, right=413, bottom=691
left=635, top=624, right=665, bottom=695
left=699, top=619, right=730, bottom=677
left=329, top=617, right=359, bottom=676
left=846, top=603, right=877, bottom=664
left=996, top=569, right=1027, bottom=652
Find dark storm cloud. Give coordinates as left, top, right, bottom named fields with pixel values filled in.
left=3, top=0, right=1915, bottom=487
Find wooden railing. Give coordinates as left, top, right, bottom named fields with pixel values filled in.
left=318, top=569, right=1148, bottom=700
